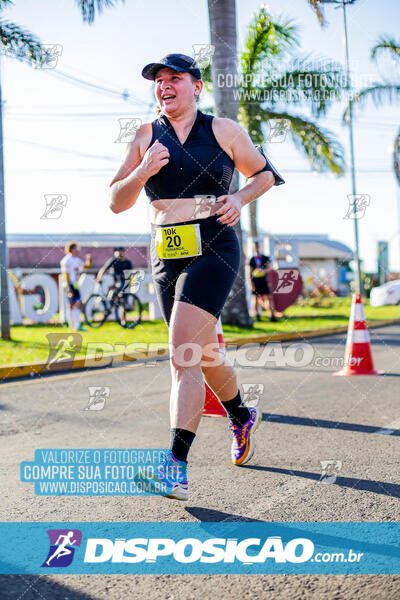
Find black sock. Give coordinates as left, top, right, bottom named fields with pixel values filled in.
left=170, top=428, right=196, bottom=463
left=221, top=391, right=251, bottom=428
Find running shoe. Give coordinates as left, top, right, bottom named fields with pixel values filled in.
left=229, top=406, right=261, bottom=466
left=135, top=450, right=188, bottom=501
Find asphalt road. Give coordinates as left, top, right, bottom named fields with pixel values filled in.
left=1, top=325, right=400, bottom=599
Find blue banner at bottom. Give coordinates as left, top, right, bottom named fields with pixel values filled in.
left=0, top=522, right=399, bottom=574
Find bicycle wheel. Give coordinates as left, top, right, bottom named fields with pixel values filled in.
left=84, top=294, right=109, bottom=328
left=115, top=293, right=142, bottom=329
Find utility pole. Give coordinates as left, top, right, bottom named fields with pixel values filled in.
left=341, top=0, right=362, bottom=294
left=323, top=0, right=362, bottom=294
left=0, top=53, right=10, bottom=339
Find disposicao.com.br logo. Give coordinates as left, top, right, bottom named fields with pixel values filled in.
left=82, top=536, right=362, bottom=565
left=0, top=522, right=392, bottom=575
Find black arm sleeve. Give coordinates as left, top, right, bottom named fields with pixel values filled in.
left=249, top=145, right=285, bottom=186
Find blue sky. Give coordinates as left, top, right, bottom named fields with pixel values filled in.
left=2, top=0, right=400, bottom=271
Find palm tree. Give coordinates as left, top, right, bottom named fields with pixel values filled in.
left=206, top=0, right=252, bottom=326
left=349, top=37, right=400, bottom=186
left=0, top=0, right=48, bottom=339
left=76, top=0, right=124, bottom=23
left=202, top=6, right=345, bottom=240
left=306, top=0, right=358, bottom=27
left=0, top=0, right=124, bottom=338
left=306, top=0, right=326, bottom=25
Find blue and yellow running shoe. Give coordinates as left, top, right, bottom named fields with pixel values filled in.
left=135, top=450, right=188, bottom=501
left=229, top=406, right=261, bottom=465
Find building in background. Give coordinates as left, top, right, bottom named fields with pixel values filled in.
left=8, top=231, right=355, bottom=310
left=7, top=233, right=149, bottom=277
left=245, top=233, right=354, bottom=296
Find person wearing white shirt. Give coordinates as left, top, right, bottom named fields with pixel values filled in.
left=60, top=241, right=91, bottom=331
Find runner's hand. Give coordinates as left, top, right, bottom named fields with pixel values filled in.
left=141, top=139, right=169, bottom=177
left=215, top=194, right=242, bottom=226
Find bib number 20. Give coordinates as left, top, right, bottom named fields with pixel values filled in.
left=166, top=234, right=181, bottom=248
left=156, top=223, right=202, bottom=259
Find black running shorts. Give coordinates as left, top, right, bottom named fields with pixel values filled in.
left=252, top=277, right=270, bottom=296
left=150, top=215, right=240, bottom=325
left=67, top=284, right=81, bottom=304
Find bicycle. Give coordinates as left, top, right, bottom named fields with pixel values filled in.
left=83, top=273, right=143, bottom=329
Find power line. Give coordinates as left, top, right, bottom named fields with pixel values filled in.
left=6, top=111, right=152, bottom=120
left=7, top=137, right=118, bottom=161
left=44, top=67, right=154, bottom=109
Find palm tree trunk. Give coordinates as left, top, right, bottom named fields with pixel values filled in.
left=0, top=57, right=10, bottom=339
left=394, top=127, right=400, bottom=187
left=249, top=199, right=258, bottom=239
left=207, top=0, right=252, bottom=327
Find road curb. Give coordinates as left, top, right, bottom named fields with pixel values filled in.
left=1, top=319, right=399, bottom=382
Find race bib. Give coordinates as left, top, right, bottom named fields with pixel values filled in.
left=252, top=268, right=266, bottom=278
left=155, top=224, right=202, bottom=259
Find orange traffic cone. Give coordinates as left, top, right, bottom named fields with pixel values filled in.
left=203, top=318, right=227, bottom=417
left=334, top=293, right=383, bottom=376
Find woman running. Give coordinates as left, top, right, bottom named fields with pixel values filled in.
left=110, top=53, right=284, bottom=500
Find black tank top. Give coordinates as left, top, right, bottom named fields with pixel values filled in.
left=144, top=110, right=235, bottom=201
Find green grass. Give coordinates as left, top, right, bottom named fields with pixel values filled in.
left=0, top=298, right=398, bottom=366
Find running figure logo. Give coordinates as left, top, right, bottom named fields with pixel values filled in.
left=242, top=383, right=264, bottom=407
left=41, top=529, right=82, bottom=567
left=125, top=269, right=145, bottom=293
left=85, top=386, right=110, bottom=411
left=319, top=460, right=342, bottom=484
left=193, top=195, right=216, bottom=219
left=45, top=333, right=82, bottom=371
left=344, top=194, right=371, bottom=220
left=192, top=44, right=215, bottom=68
left=36, top=44, right=63, bottom=69
left=41, top=194, right=67, bottom=219
left=267, top=119, right=289, bottom=143
left=115, top=118, right=142, bottom=143
left=275, top=270, right=299, bottom=294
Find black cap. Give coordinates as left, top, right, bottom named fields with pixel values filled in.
left=114, top=247, right=125, bottom=252
left=141, top=53, right=202, bottom=81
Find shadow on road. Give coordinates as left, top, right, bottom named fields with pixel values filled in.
left=185, top=507, right=264, bottom=522
left=243, top=465, right=400, bottom=498
left=0, top=573, right=97, bottom=600
left=261, top=412, right=400, bottom=436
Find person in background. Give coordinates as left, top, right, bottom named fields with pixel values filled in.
left=60, top=241, right=91, bottom=331
left=96, top=247, right=133, bottom=298
left=249, top=241, right=277, bottom=322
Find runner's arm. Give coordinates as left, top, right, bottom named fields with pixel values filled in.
left=215, top=119, right=283, bottom=208
left=249, top=257, right=255, bottom=277
left=109, top=124, right=153, bottom=214
left=61, top=268, right=70, bottom=287
left=248, top=258, right=257, bottom=290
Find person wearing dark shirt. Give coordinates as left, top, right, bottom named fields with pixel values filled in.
left=249, top=242, right=277, bottom=322
left=96, top=247, right=133, bottom=295
left=109, top=53, right=285, bottom=500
